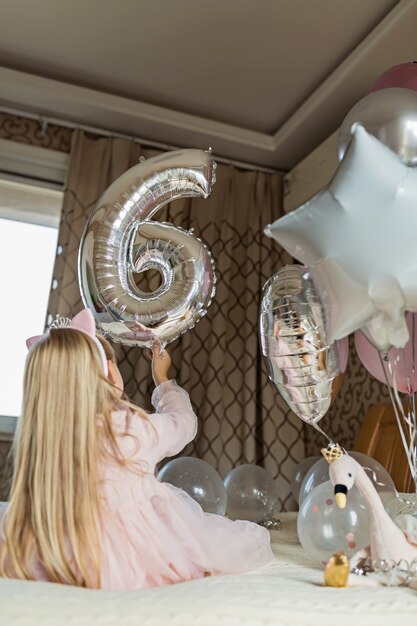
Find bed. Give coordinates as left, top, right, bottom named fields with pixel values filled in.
left=1, top=513, right=416, bottom=626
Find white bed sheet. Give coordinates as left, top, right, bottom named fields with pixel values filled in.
left=1, top=513, right=417, bottom=626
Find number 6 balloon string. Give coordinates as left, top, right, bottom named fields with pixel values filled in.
left=78, top=148, right=217, bottom=347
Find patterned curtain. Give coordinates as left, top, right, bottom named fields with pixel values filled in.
left=47, top=130, right=305, bottom=510
left=0, top=112, right=71, bottom=151
left=0, top=113, right=389, bottom=505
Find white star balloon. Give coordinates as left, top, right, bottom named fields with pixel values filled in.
left=266, top=125, right=417, bottom=351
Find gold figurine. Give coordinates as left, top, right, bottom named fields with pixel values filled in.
left=324, top=551, right=350, bottom=588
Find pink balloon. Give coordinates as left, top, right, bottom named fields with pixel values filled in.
left=370, top=62, right=417, bottom=93
left=355, top=313, right=417, bottom=393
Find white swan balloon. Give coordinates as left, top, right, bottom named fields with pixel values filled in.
left=324, top=444, right=417, bottom=567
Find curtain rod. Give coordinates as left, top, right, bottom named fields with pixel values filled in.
left=0, top=104, right=283, bottom=175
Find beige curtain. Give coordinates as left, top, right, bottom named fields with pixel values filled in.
left=0, top=114, right=390, bottom=505
left=47, top=130, right=305, bottom=510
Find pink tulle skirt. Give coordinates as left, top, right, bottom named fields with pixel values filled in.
left=100, top=478, right=274, bottom=591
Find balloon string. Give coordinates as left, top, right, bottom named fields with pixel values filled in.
left=390, top=358, right=417, bottom=490
left=410, top=390, right=417, bottom=481
left=387, top=354, right=416, bottom=485
left=378, top=351, right=417, bottom=491
left=405, top=393, right=416, bottom=457
left=413, top=313, right=416, bottom=379
left=411, top=314, right=417, bottom=469
left=311, top=421, right=333, bottom=444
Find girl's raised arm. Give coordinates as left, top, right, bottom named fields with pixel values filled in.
left=147, top=379, right=198, bottom=460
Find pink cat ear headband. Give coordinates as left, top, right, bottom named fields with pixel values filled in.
left=26, top=308, right=109, bottom=376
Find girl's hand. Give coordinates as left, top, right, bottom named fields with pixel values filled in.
left=149, top=343, right=172, bottom=386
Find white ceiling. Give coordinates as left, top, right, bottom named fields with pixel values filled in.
left=1, top=0, right=417, bottom=170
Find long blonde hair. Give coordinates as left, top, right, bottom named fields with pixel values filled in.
left=0, top=329, right=142, bottom=587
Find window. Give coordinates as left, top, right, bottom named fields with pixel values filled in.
left=0, top=179, right=63, bottom=420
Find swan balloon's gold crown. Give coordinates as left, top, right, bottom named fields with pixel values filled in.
left=321, top=443, right=344, bottom=464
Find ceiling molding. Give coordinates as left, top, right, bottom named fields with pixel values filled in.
left=0, top=66, right=275, bottom=167
left=0, top=0, right=416, bottom=170
left=271, top=0, right=417, bottom=167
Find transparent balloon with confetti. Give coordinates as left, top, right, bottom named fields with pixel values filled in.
left=297, top=480, right=371, bottom=566
left=298, top=452, right=397, bottom=507
left=158, top=457, right=227, bottom=516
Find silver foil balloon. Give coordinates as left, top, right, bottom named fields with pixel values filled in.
left=259, top=265, right=345, bottom=425
left=78, top=149, right=216, bottom=347
left=338, top=88, right=417, bottom=165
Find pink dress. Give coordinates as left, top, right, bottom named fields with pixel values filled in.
left=99, top=380, right=273, bottom=590
left=0, top=381, right=273, bottom=590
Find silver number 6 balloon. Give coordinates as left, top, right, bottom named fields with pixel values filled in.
left=78, top=149, right=216, bottom=347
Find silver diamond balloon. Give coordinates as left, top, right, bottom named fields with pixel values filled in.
left=260, top=265, right=345, bottom=425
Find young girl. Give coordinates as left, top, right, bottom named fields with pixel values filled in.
left=0, top=309, right=273, bottom=590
